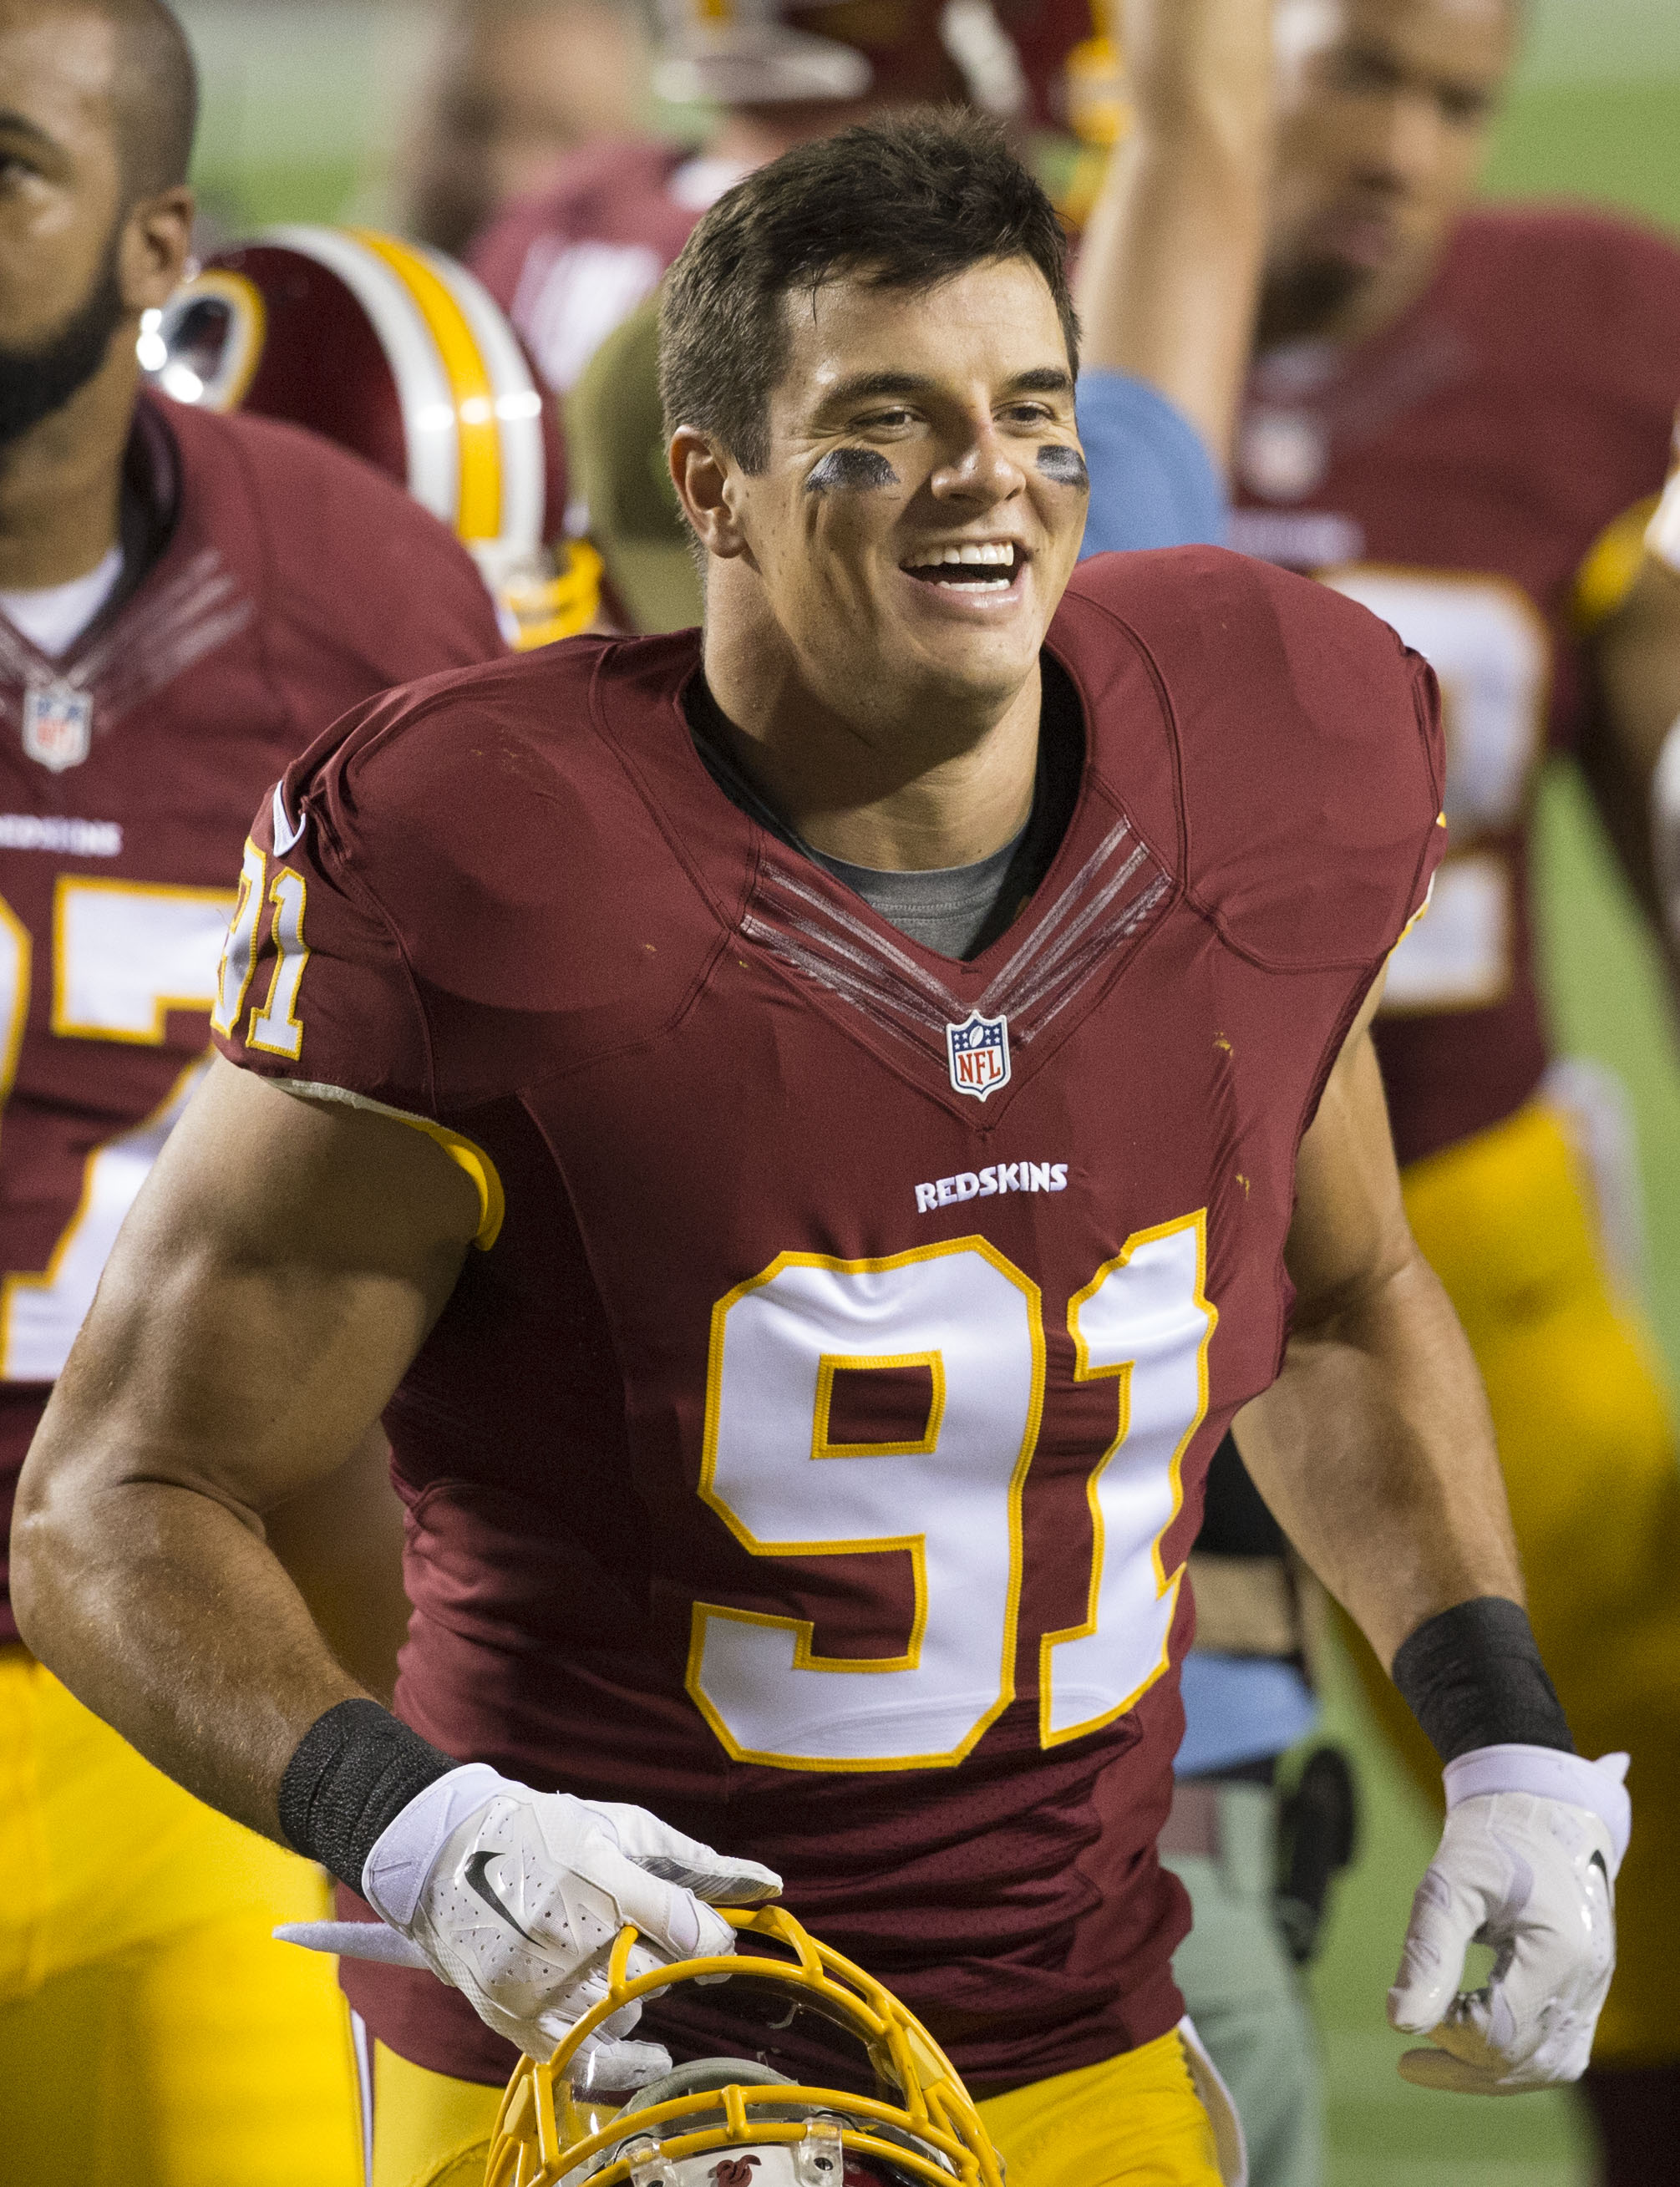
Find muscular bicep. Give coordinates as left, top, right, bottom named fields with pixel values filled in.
left=30, top=1056, right=480, bottom=1521
left=1282, top=967, right=1413, bottom=1322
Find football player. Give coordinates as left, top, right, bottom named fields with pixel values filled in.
left=467, top=0, right=1020, bottom=419
left=398, top=0, right=650, bottom=258
left=1225, top=0, right=1680, bottom=2169
left=571, top=0, right=1260, bottom=632
left=0, top=0, right=508, bottom=2178
left=14, top=113, right=1628, bottom=2187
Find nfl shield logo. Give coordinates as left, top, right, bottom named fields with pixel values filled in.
left=23, top=680, right=93, bottom=773
left=946, top=1010, right=1011, bottom=1102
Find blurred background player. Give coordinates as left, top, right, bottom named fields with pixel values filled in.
left=467, top=0, right=1032, bottom=432
left=560, top=0, right=1251, bottom=633
left=1220, top=0, right=1680, bottom=2171
left=0, top=1, right=510, bottom=2178
left=396, top=0, right=650, bottom=256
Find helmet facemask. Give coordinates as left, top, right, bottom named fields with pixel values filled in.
left=484, top=1907, right=1002, bottom=2187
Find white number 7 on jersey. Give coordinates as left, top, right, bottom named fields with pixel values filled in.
left=688, top=1214, right=1214, bottom=1771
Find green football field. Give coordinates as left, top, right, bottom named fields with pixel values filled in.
left=185, top=31, right=1680, bottom=2179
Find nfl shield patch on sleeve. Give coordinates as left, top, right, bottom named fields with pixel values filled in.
left=23, top=680, right=94, bottom=773
left=946, top=1010, right=1011, bottom=1101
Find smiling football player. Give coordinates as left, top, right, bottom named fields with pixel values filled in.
left=13, top=112, right=1630, bottom=2187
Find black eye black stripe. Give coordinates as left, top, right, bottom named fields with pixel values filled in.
left=1037, top=445, right=1089, bottom=489
left=806, top=448, right=899, bottom=493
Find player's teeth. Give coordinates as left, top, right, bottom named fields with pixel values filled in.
left=911, top=544, right=1016, bottom=577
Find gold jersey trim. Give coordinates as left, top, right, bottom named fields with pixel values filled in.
left=273, top=1079, right=504, bottom=1250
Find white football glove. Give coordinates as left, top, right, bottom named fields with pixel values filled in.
left=277, top=1763, right=780, bottom=2063
left=1388, top=1744, right=1630, bottom=2093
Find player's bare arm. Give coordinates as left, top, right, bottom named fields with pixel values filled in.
left=1073, top=0, right=1275, bottom=464
left=1578, top=549, right=1680, bottom=997
left=11, top=1058, right=480, bottom=1834
left=13, top=1055, right=779, bottom=2062
left=1235, top=967, right=1518, bottom=1665
left=1238, top=971, right=1628, bottom=2093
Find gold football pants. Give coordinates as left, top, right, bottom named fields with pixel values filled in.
left=1348, top=1096, right=1680, bottom=2064
left=0, top=1645, right=363, bottom=2184
left=368, top=2026, right=1226, bottom=2187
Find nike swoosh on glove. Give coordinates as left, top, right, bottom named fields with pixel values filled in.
left=1388, top=1743, right=1630, bottom=2093
left=351, top=1764, right=781, bottom=2060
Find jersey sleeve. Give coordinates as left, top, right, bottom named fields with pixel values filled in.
left=210, top=671, right=558, bottom=1249
left=211, top=639, right=618, bottom=1109
left=1182, top=562, right=1447, bottom=972
left=210, top=686, right=439, bottom=1117
left=1068, top=547, right=1446, bottom=973
left=1075, top=369, right=1227, bottom=556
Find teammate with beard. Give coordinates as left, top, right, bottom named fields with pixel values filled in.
left=1221, top=1, right=1680, bottom=2169
left=14, top=114, right=1632, bottom=2187
left=0, top=3, right=505, bottom=2178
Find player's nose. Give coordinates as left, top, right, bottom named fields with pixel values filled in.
left=929, top=419, right=1027, bottom=507
left=1360, top=85, right=1451, bottom=196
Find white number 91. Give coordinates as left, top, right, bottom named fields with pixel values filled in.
left=688, top=1219, right=1215, bottom=1772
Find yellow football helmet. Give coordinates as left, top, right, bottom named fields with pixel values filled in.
left=484, top=1906, right=1004, bottom=2187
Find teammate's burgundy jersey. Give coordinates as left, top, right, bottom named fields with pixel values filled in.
left=217, top=545, right=1441, bottom=2086
left=1231, top=206, right=1680, bottom=1165
left=470, top=138, right=732, bottom=405
left=0, top=393, right=505, bottom=1640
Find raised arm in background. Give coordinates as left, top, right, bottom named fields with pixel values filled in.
left=1073, top=0, right=1274, bottom=469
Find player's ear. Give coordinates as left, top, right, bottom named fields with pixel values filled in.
left=119, top=186, right=195, bottom=312
left=670, top=429, right=750, bottom=562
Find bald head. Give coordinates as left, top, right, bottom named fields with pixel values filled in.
left=0, top=0, right=195, bottom=456
left=86, top=0, right=198, bottom=197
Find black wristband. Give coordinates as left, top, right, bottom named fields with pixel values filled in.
left=277, top=1698, right=459, bottom=1894
left=1391, top=1596, right=1573, bottom=1764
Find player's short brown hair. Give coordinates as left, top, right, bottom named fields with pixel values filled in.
left=658, top=109, right=1079, bottom=474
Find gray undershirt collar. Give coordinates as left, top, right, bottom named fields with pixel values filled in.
left=686, top=669, right=1076, bottom=962
left=804, top=830, right=1028, bottom=960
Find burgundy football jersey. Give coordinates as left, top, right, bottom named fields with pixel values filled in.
left=0, top=393, right=505, bottom=1641
left=215, top=545, right=1442, bottom=2088
left=470, top=139, right=733, bottom=404
left=1231, top=205, right=1680, bottom=1165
